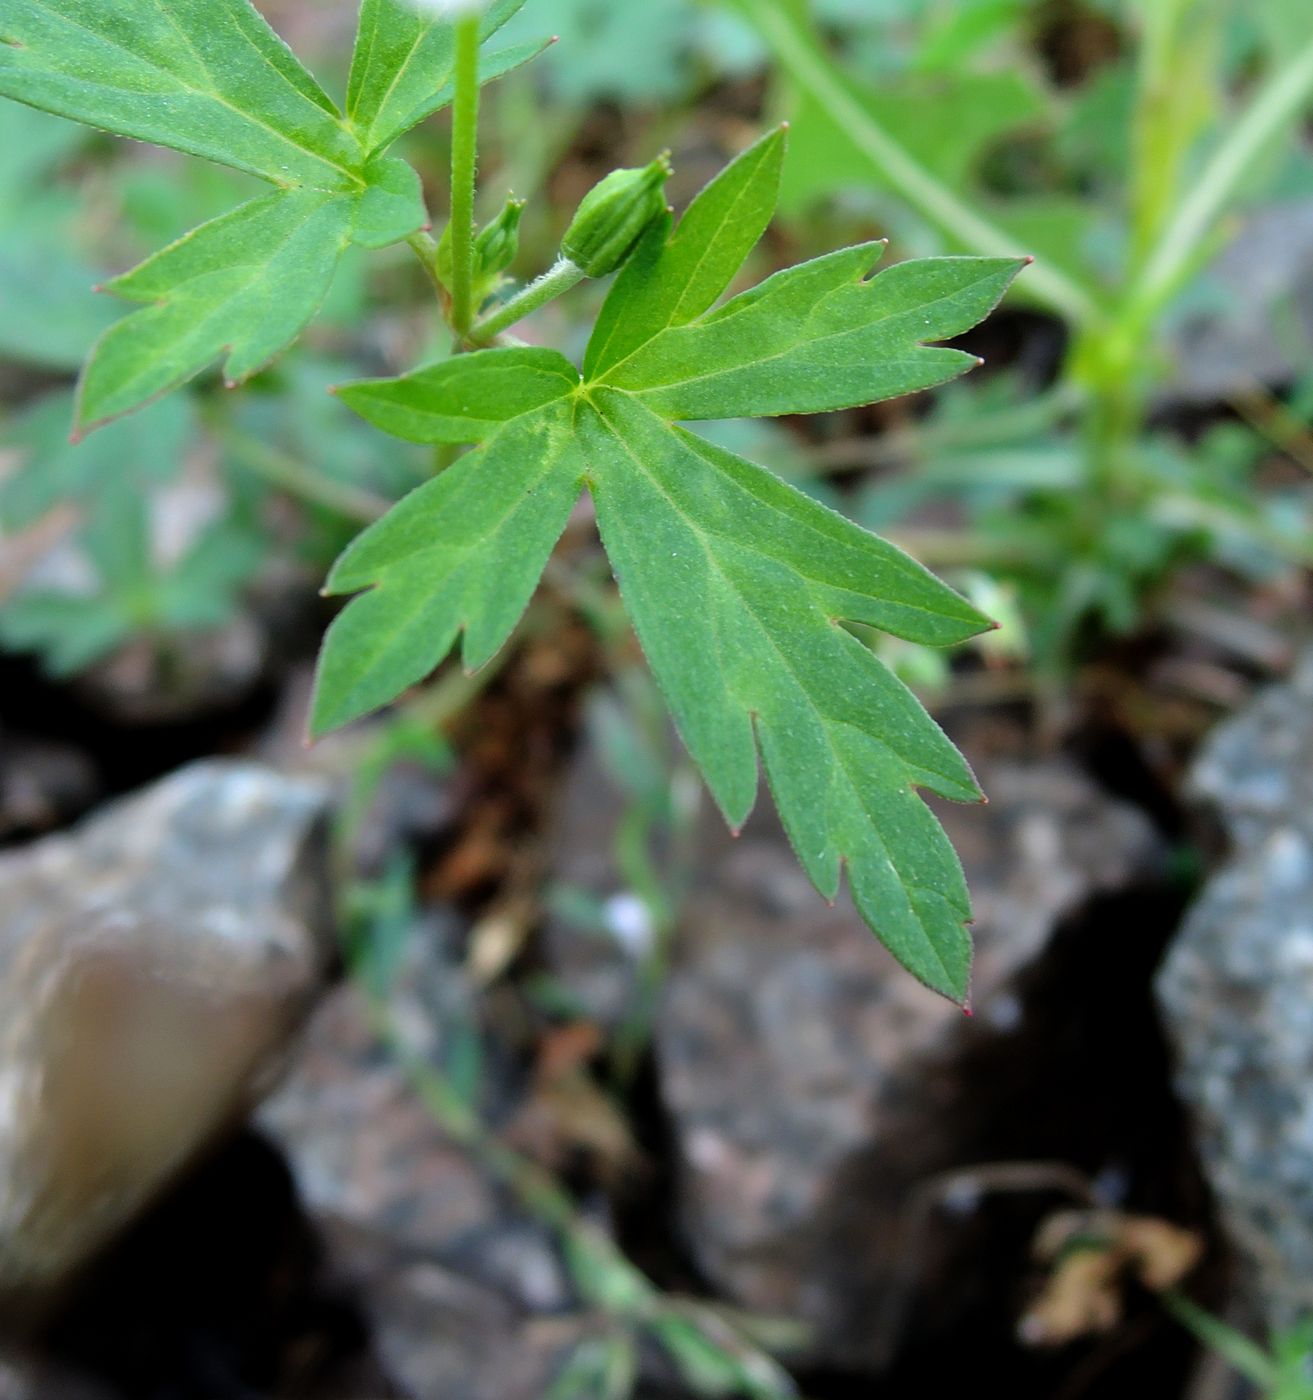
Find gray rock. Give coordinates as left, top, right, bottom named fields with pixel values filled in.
left=1157, top=651, right=1313, bottom=1329
left=260, top=958, right=573, bottom=1317
left=655, top=736, right=1163, bottom=1362
left=324, top=1224, right=589, bottom=1400
left=1167, top=200, right=1313, bottom=403
left=0, top=730, right=97, bottom=841
left=259, top=930, right=590, bottom=1399
left=0, top=760, right=333, bottom=1315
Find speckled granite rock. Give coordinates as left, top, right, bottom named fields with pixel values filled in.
left=1157, top=651, right=1313, bottom=1329
left=259, top=970, right=572, bottom=1317
left=651, top=733, right=1165, bottom=1364
left=0, top=761, right=333, bottom=1315
left=258, top=918, right=591, bottom=1399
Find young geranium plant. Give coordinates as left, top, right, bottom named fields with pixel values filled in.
left=0, top=0, right=1026, bottom=1001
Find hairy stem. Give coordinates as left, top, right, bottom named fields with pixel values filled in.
left=468, top=256, right=585, bottom=344
left=448, top=14, right=482, bottom=336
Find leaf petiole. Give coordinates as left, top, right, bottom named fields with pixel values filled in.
left=468, top=255, right=586, bottom=344
left=406, top=230, right=448, bottom=304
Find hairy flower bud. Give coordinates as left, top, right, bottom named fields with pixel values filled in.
left=474, top=196, right=525, bottom=281
left=560, top=153, right=672, bottom=278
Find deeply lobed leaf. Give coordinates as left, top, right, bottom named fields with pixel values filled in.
left=580, top=391, right=983, bottom=997
left=311, top=399, right=585, bottom=734
left=347, top=0, right=534, bottom=152
left=75, top=157, right=427, bottom=431
left=312, top=129, right=1026, bottom=999
left=600, top=247, right=1024, bottom=419
left=0, top=0, right=363, bottom=189
left=584, top=125, right=787, bottom=378
left=0, top=0, right=547, bottom=429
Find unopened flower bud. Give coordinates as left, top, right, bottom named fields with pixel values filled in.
left=474, top=196, right=525, bottom=281
left=560, top=153, right=672, bottom=278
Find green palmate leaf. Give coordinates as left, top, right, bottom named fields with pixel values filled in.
left=339, top=346, right=585, bottom=444
left=314, top=131, right=1026, bottom=1000
left=312, top=394, right=584, bottom=731
left=76, top=161, right=424, bottom=430
left=599, top=246, right=1023, bottom=419
left=585, top=125, right=787, bottom=377
left=579, top=392, right=982, bottom=996
left=0, top=0, right=546, bottom=429
left=0, top=0, right=363, bottom=189
left=347, top=0, right=536, bottom=152
left=76, top=156, right=425, bottom=431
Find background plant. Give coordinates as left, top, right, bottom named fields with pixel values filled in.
left=732, top=0, right=1313, bottom=664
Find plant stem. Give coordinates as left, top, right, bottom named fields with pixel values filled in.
left=745, top=0, right=1103, bottom=330
left=1130, top=32, right=1313, bottom=323
left=1128, top=0, right=1204, bottom=268
left=448, top=14, right=482, bottom=337
left=468, top=256, right=585, bottom=344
